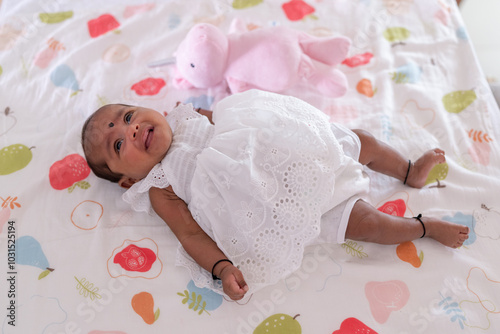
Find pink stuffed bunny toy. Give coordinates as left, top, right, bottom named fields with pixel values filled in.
left=173, top=23, right=351, bottom=98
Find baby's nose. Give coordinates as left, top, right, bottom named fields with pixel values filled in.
left=130, top=124, right=139, bottom=139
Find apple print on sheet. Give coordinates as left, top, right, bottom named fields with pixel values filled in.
left=87, top=14, right=120, bottom=38
left=282, top=0, right=316, bottom=21
left=333, top=317, right=378, bottom=333
left=49, top=154, right=90, bottom=192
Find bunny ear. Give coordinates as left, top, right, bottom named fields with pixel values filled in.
left=147, top=57, right=176, bottom=68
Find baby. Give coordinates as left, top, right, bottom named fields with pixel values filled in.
left=81, top=90, right=469, bottom=300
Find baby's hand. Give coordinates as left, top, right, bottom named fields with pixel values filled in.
left=219, top=264, right=249, bottom=300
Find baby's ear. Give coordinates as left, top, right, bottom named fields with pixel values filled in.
left=118, top=176, right=139, bottom=189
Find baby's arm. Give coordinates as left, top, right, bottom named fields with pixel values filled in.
left=196, top=107, right=213, bottom=124
left=149, top=186, right=248, bottom=300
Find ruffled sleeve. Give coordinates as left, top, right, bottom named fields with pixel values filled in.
left=122, top=163, right=170, bottom=215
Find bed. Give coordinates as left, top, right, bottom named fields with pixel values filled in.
left=1, top=0, right=500, bottom=333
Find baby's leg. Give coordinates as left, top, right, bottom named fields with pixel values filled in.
left=352, top=129, right=445, bottom=188
left=345, top=200, right=469, bottom=248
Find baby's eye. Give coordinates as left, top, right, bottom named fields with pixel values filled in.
left=124, top=112, right=133, bottom=124
left=115, top=139, right=123, bottom=153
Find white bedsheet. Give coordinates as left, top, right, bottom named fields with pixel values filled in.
left=1, top=0, right=500, bottom=333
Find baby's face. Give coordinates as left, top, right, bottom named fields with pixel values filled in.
left=89, top=104, right=172, bottom=182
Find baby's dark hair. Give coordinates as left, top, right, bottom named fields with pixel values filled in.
left=81, top=105, right=125, bottom=183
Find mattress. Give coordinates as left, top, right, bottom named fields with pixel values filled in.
left=1, top=0, right=500, bottom=333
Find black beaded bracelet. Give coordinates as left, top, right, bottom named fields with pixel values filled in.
left=211, top=259, right=233, bottom=280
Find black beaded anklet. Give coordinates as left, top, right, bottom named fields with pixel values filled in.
left=403, top=160, right=411, bottom=185
left=414, top=214, right=426, bottom=238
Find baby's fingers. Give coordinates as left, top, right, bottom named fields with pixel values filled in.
left=224, top=274, right=248, bottom=300
left=234, top=269, right=249, bottom=292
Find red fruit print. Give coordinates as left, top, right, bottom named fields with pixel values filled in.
left=49, top=154, right=90, bottom=191
left=342, top=52, right=374, bottom=68
left=131, top=77, right=166, bottom=96
left=282, top=0, right=315, bottom=21
left=114, top=244, right=157, bottom=272
left=377, top=199, right=406, bottom=217
left=87, top=14, right=120, bottom=38
left=333, top=317, right=378, bottom=334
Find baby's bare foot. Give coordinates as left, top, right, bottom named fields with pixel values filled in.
left=422, top=216, right=469, bottom=248
left=406, top=149, right=446, bottom=188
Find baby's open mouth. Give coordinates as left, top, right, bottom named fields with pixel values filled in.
left=144, top=128, right=154, bottom=149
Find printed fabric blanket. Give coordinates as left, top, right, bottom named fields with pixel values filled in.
left=1, top=0, right=500, bottom=333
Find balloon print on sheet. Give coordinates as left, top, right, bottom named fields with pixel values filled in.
left=107, top=238, right=162, bottom=279
left=132, top=292, right=160, bottom=325
left=391, top=62, right=423, bottom=84
left=50, top=64, right=82, bottom=96
left=16, top=236, right=54, bottom=279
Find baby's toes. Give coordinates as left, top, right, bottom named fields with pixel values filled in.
left=432, top=149, right=446, bottom=163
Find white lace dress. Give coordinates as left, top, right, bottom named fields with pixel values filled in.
left=123, top=90, right=369, bottom=294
